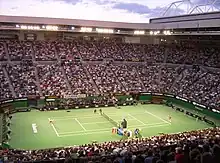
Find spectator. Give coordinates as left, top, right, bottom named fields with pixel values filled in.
left=175, top=147, right=184, bottom=163
left=201, top=152, right=212, bottom=163
left=212, top=145, right=220, bottom=163
left=145, top=150, right=154, bottom=163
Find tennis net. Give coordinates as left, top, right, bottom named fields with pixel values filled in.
left=101, top=112, right=118, bottom=127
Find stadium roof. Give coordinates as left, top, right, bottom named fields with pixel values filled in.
left=0, top=15, right=152, bottom=30
left=150, top=11, right=220, bottom=23
left=1, top=11, right=220, bottom=30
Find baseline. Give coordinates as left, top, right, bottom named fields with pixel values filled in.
left=74, top=118, right=87, bottom=131
left=54, top=116, right=135, bottom=121
left=50, top=111, right=147, bottom=120
left=145, top=110, right=171, bottom=124
left=58, top=123, right=170, bottom=137
left=48, top=118, right=60, bottom=137
left=58, top=122, right=169, bottom=135
left=128, top=113, right=146, bottom=125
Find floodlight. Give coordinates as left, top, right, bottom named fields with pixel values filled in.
left=20, top=25, right=28, bottom=29
left=134, top=30, right=145, bottom=35
left=80, top=27, right=92, bottom=32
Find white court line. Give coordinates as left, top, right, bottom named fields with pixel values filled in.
left=51, top=115, right=100, bottom=120
left=48, top=118, right=60, bottom=137
left=128, top=113, right=146, bottom=125
left=58, top=123, right=170, bottom=137
left=84, top=117, right=137, bottom=124
left=80, top=118, right=137, bottom=125
left=50, top=111, right=146, bottom=120
left=58, top=122, right=167, bottom=135
left=74, top=118, right=87, bottom=131
left=50, top=114, right=120, bottom=119
left=59, top=127, right=111, bottom=134
left=81, top=121, right=118, bottom=125
left=145, top=110, right=171, bottom=124
left=55, top=117, right=135, bottom=121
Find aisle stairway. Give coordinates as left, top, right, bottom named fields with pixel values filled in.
left=60, top=65, right=73, bottom=95
left=83, top=63, right=101, bottom=94
left=134, top=66, right=146, bottom=91
left=109, top=65, right=127, bottom=91
left=169, top=65, right=185, bottom=91
left=3, top=42, right=11, bottom=62
left=34, top=66, right=43, bottom=96
left=2, top=67, right=16, bottom=98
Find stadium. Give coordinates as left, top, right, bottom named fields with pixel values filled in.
left=0, top=0, right=220, bottom=162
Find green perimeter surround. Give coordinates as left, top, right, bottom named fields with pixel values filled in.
left=9, top=104, right=215, bottom=150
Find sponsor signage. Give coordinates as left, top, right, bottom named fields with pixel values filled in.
left=195, top=106, right=204, bottom=111
left=152, top=93, right=163, bottom=96
left=64, top=95, right=77, bottom=99
left=192, top=102, right=206, bottom=108
left=163, top=94, right=175, bottom=97
left=212, top=109, right=220, bottom=114
left=46, top=99, right=55, bottom=102
left=1, top=99, right=13, bottom=104
left=46, top=96, right=58, bottom=99
left=77, top=94, right=86, bottom=98
left=141, top=92, right=151, bottom=95
left=14, top=98, right=27, bottom=101
left=176, top=96, right=188, bottom=102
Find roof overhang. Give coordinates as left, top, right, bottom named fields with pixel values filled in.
left=0, top=15, right=154, bottom=30
left=1, top=13, right=220, bottom=31
left=150, top=11, right=220, bottom=29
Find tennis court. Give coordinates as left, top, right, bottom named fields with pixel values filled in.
left=9, top=104, right=215, bottom=150
left=48, top=109, right=170, bottom=137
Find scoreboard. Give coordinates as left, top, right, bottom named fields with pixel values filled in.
left=45, top=96, right=59, bottom=108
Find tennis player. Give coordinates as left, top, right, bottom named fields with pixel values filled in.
left=49, top=119, right=54, bottom=124
left=168, top=115, right=172, bottom=122
left=99, top=109, right=102, bottom=114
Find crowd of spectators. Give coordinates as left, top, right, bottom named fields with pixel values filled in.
left=0, top=39, right=219, bottom=108
left=159, top=66, right=184, bottom=93
left=63, top=61, right=96, bottom=95
left=6, top=61, right=39, bottom=97
left=86, top=64, right=125, bottom=94
left=170, top=68, right=207, bottom=97
left=183, top=72, right=220, bottom=107
left=0, top=67, right=12, bottom=99
left=136, top=65, right=160, bottom=93
left=166, top=45, right=220, bottom=68
left=144, top=45, right=165, bottom=63
left=117, top=43, right=145, bottom=61
left=95, top=39, right=123, bottom=60
left=1, top=127, right=220, bottom=163
left=76, top=40, right=102, bottom=61
left=111, top=64, right=144, bottom=92
left=0, top=41, right=7, bottom=61
left=166, top=46, right=188, bottom=64
left=37, top=64, right=71, bottom=97
left=56, top=41, right=79, bottom=60
left=7, top=41, right=32, bottom=60
left=1, top=39, right=220, bottom=67
left=33, top=41, right=57, bottom=60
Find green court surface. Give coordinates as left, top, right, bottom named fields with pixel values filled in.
left=9, top=104, right=216, bottom=150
